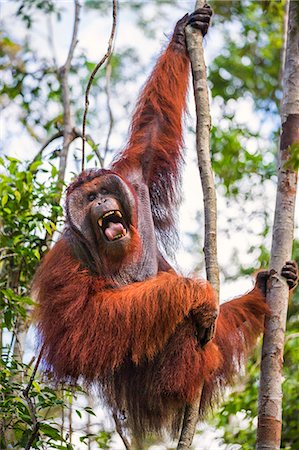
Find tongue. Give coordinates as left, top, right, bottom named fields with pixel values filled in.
left=104, top=222, right=126, bottom=241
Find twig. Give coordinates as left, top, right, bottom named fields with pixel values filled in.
left=29, top=130, right=64, bottom=167
left=113, top=412, right=131, bottom=450
left=0, top=252, right=18, bottom=261
left=23, top=346, right=44, bottom=398
left=177, top=1, right=219, bottom=449
left=285, top=332, right=299, bottom=342
left=24, top=422, right=39, bottom=450
left=73, top=128, right=103, bottom=167
left=81, top=0, right=117, bottom=172
left=68, top=397, right=73, bottom=444
left=23, top=347, right=44, bottom=450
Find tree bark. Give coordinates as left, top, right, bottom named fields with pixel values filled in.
left=177, top=1, right=219, bottom=449
left=58, top=0, right=81, bottom=185
left=256, top=1, right=299, bottom=449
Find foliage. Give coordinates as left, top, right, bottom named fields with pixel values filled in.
left=16, top=1, right=61, bottom=29
left=209, top=0, right=285, bottom=195
left=0, top=157, right=107, bottom=449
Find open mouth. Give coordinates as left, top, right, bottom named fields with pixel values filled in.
left=97, top=210, right=128, bottom=242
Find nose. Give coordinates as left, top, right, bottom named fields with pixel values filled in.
left=98, top=198, right=108, bottom=205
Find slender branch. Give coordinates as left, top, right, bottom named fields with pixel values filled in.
left=64, top=0, right=80, bottom=73
left=31, top=127, right=90, bottom=170
left=68, top=397, right=73, bottom=444
left=0, top=252, right=18, bottom=261
left=177, top=1, right=219, bottom=449
left=24, top=422, right=39, bottom=450
left=81, top=0, right=117, bottom=172
left=113, top=412, right=131, bottom=450
left=58, top=0, right=81, bottom=185
left=72, top=128, right=103, bottom=166
left=285, top=332, right=299, bottom=342
left=23, top=347, right=44, bottom=450
left=29, top=130, right=64, bottom=167
left=23, top=346, right=44, bottom=398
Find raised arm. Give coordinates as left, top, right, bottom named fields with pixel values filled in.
left=112, top=7, right=212, bottom=193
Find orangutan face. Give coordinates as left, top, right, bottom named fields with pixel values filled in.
left=66, top=173, right=137, bottom=254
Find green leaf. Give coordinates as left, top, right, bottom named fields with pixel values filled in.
left=43, top=221, right=53, bottom=235
left=2, top=194, right=8, bottom=207
left=4, top=309, right=13, bottom=329
left=39, top=423, right=62, bottom=440
left=84, top=406, right=96, bottom=416
left=33, top=248, right=40, bottom=260
left=29, top=160, right=42, bottom=172
left=14, top=190, right=21, bottom=202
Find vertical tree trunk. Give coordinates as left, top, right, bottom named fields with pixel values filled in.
left=58, top=0, right=81, bottom=186
left=177, top=1, right=219, bottom=449
left=256, top=1, right=299, bottom=449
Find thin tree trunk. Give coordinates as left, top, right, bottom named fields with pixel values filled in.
left=177, top=1, right=219, bottom=448
left=58, top=0, right=80, bottom=185
left=256, top=1, right=299, bottom=449
left=43, top=0, right=80, bottom=248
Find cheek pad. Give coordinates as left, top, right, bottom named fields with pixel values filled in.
left=67, top=190, right=87, bottom=232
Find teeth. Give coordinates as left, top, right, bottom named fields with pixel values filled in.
left=112, top=230, right=127, bottom=240
left=98, top=210, right=123, bottom=228
left=103, top=211, right=115, bottom=219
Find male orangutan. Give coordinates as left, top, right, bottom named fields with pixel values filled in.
left=34, top=5, right=298, bottom=440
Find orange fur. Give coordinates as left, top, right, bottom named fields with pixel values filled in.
left=112, top=42, right=190, bottom=250
left=35, top=240, right=218, bottom=380
left=34, top=239, right=268, bottom=437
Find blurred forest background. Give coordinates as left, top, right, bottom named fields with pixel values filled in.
left=0, top=1, right=298, bottom=449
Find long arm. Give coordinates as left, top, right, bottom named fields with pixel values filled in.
left=112, top=9, right=212, bottom=240
left=200, top=263, right=299, bottom=412
left=112, top=26, right=190, bottom=187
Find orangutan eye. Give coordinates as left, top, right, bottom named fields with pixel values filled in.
left=100, top=188, right=109, bottom=195
left=87, top=193, right=97, bottom=202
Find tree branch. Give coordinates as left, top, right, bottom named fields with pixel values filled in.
left=177, top=1, right=219, bottom=448
left=81, top=0, right=117, bottom=172
left=29, top=130, right=64, bottom=167
left=58, top=0, right=81, bottom=185
left=113, top=412, right=131, bottom=450
left=256, top=2, right=299, bottom=449
left=23, top=347, right=44, bottom=450
left=64, top=0, right=80, bottom=74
